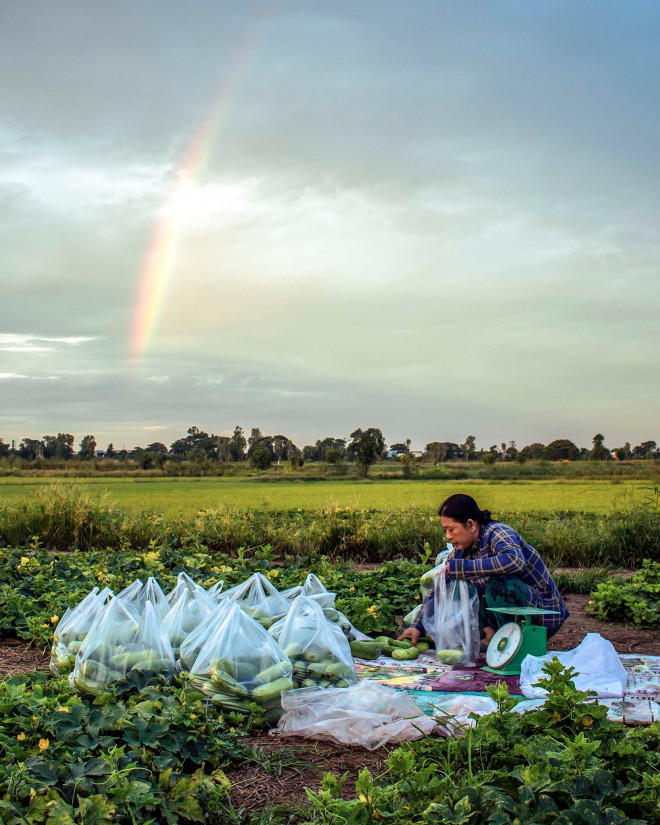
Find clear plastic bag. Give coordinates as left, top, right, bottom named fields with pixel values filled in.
left=207, top=580, right=224, bottom=601
left=179, top=601, right=233, bottom=672
left=278, top=595, right=357, bottom=689
left=70, top=597, right=141, bottom=695
left=134, top=577, right=169, bottom=617
left=163, top=585, right=215, bottom=657
left=117, top=579, right=144, bottom=604
left=189, top=601, right=293, bottom=723
left=277, top=681, right=436, bottom=749
left=51, top=587, right=113, bottom=675
left=223, top=572, right=289, bottom=629
left=423, top=566, right=480, bottom=666
left=519, top=633, right=627, bottom=699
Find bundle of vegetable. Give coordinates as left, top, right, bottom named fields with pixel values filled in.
left=178, top=601, right=232, bottom=672
left=222, top=572, right=288, bottom=629
left=163, top=574, right=215, bottom=657
left=278, top=595, right=357, bottom=689
left=71, top=597, right=175, bottom=695
left=50, top=586, right=113, bottom=675
left=189, top=601, right=293, bottom=724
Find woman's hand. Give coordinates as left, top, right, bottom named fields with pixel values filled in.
left=397, top=627, right=420, bottom=644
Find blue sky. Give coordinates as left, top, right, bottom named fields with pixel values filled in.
left=1, top=0, right=658, bottom=451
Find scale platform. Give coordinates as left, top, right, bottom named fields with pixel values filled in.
left=482, top=607, right=560, bottom=676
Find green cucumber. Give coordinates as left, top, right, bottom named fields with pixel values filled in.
left=392, top=647, right=420, bottom=661
left=350, top=640, right=381, bottom=660
left=251, top=677, right=294, bottom=703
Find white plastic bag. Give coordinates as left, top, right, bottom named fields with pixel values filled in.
left=51, top=587, right=113, bottom=675
left=117, top=579, right=143, bottom=604
left=163, top=586, right=214, bottom=657
left=207, top=580, right=224, bottom=601
left=430, top=695, right=497, bottom=736
left=134, top=577, right=169, bottom=617
left=278, top=595, right=357, bottom=688
left=70, top=597, right=141, bottom=695
left=519, top=633, right=627, bottom=699
left=423, top=567, right=480, bottom=666
left=179, top=600, right=232, bottom=671
left=223, top=572, right=289, bottom=629
left=277, top=681, right=437, bottom=749
left=189, top=601, right=293, bottom=723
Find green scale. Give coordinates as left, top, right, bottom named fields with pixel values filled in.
left=482, top=607, right=560, bottom=676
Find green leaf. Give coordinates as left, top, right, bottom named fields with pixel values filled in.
left=76, top=795, right=116, bottom=825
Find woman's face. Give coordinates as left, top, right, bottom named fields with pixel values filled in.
left=441, top=516, right=478, bottom=551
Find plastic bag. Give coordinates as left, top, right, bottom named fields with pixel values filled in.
left=71, top=597, right=141, bottom=695
left=278, top=595, right=357, bottom=688
left=223, top=572, right=289, bottom=629
left=189, top=601, right=293, bottom=723
left=519, top=633, right=627, bottom=699
left=179, top=600, right=233, bottom=671
left=51, top=587, right=113, bottom=675
left=117, top=579, right=144, bottom=604
left=163, top=585, right=215, bottom=657
left=277, top=681, right=436, bottom=749
left=403, top=546, right=453, bottom=627
left=207, top=580, right=224, bottom=601
left=134, top=577, right=169, bottom=617
left=423, top=566, right=480, bottom=666
left=430, top=695, right=497, bottom=736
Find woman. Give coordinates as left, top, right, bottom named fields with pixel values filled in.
left=399, top=493, right=568, bottom=646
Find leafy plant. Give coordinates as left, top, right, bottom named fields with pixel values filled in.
left=587, top=559, right=660, bottom=627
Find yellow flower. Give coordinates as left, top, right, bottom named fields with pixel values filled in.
left=16, top=733, right=26, bottom=741
left=349, top=586, right=355, bottom=591
left=42, top=623, right=50, bottom=628
left=580, top=715, right=594, bottom=727
left=19, top=557, right=29, bottom=566
left=366, top=605, right=378, bottom=617
left=269, top=569, right=280, bottom=578
left=57, top=706, right=69, bottom=713
left=50, top=615, right=59, bottom=624
left=414, top=594, right=420, bottom=601
left=358, top=793, right=372, bottom=805
left=552, top=711, right=562, bottom=722
left=38, top=739, right=49, bottom=751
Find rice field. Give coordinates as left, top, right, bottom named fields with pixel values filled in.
left=0, top=476, right=652, bottom=518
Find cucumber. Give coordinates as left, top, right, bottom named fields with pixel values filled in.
left=392, top=647, right=420, bottom=661
left=251, top=677, right=294, bottom=703
left=436, top=649, right=465, bottom=665
left=324, top=662, right=352, bottom=680
left=350, top=640, right=381, bottom=660
left=255, top=662, right=289, bottom=685
left=375, top=636, right=410, bottom=650
left=415, top=642, right=430, bottom=653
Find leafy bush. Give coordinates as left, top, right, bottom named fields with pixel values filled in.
left=587, top=560, right=660, bottom=627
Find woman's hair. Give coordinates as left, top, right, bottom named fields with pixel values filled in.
left=438, top=494, right=493, bottom=526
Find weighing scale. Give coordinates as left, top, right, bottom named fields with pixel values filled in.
left=482, top=607, right=560, bottom=676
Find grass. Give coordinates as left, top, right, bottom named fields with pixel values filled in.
left=0, top=476, right=653, bottom=518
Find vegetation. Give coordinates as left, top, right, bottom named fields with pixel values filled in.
left=587, top=560, right=660, bottom=628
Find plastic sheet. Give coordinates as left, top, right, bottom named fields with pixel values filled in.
left=189, top=601, right=293, bottom=723
left=277, top=681, right=437, bottom=749
left=520, top=633, right=627, bottom=699
left=430, top=694, right=497, bottom=736
left=278, top=595, right=357, bottom=688
left=423, top=566, right=480, bottom=666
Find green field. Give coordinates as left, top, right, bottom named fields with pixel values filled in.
left=0, top=476, right=652, bottom=517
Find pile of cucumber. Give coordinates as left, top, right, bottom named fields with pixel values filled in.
left=350, top=637, right=432, bottom=661
left=284, top=641, right=357, bottom=689
left=189, top=656, right=294, bottom=724
left=72, top=641, right=176, bottom=696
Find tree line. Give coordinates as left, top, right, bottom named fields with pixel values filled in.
left=0, top=427, right=657, bottom=474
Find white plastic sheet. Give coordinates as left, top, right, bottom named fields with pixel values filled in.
left=277, top=681, right=437, bottom=749
left=430, top=695, right=498, bottom=736
left=519, top=633, right=627, bottom=699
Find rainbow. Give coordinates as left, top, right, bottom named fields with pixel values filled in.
left=129, top=2, right=283, bottom=369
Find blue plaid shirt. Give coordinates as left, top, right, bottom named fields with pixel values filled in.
left=412, top=521, right=568, bottom=633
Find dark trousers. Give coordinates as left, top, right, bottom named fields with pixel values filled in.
left=477, top=576, right=559, bottom=640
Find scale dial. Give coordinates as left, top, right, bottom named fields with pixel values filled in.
left=486, top=622, right=522, bottom=669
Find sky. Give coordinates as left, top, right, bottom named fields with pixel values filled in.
left=1, top=0, right=658, bottom=452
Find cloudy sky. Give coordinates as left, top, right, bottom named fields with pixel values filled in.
left=1, top=0, right=658, bottom=452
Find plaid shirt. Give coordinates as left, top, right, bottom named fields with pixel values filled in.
left=412, top=521, right=568, bottom=633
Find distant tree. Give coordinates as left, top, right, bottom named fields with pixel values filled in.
left=482, top=452, right=497, bottom=465
left=462, top=435, right=477, bottom=461
left=488, top=444, right=500, bottom=457
left=229, top=426, right=246, bottom=461
left=0, top=439, right=9, bottom=458
left=505, top=440, right=518, bottom=461
left=389, top=442, right=411, bottom=455
left=42, top=433, right=74, bottom=460
left=426, top=442, right=447, bottom=465
left=272, top=435, right=291, bottom=464
left=146, top=442, right=168, bottom=453
left=302, top=444, right=319, bottom=462
left=18, top=438, right=43, bottom=460
left=325, top=448, right=342, bottom=465
left=216, top=437, right=233, bottom=462
left=315, top=437, right=347, bottom=461
left=544, top=439, right=581, bottom=461
left=347, top=427, right=386, bottom=477
left=249, top=443, right=272, bottom=470
left=613, top=442, right=631, bottom=461
left=79, top=435, right=97, bottom=461
left=170, top=426, right=218, bottom=460
left=248, top=428, right=263, bottom=450
left=632, top=440, right=658, bottom=459
left=590, top=433, right=611, bottom=461
left=105, top=443, right=116, bottom=459
left=518, top=443, right=546, bottom=462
